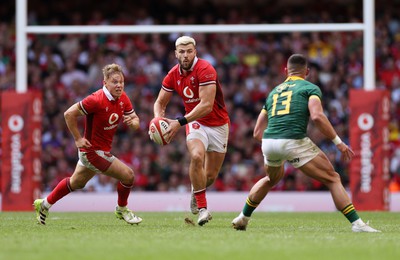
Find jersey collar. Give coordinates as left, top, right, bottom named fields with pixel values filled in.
left=179, top=56, right=198, bottom=75
left=102, top=85, right=115, bottom=101
left=285, top=76, right=305, bottom=82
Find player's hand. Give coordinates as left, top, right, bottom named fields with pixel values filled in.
left=164, top=119, right=180, bottom=144
left=336, top=142, right=354, bottom=162
left=75, top=137, right=92, bottom=149
left=123, top=115, right=139, bottom=130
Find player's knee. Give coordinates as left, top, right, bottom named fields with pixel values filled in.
left=123, top=168, right=135, bottom=185
left=190, top=152, right=204, bottom=166
left=267, top=169, right=285, bottom=187
left=268, top=177, right=281, bottom=187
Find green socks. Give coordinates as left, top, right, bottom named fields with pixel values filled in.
left=341, top=204, right=360, bottom=223
left=242, top=197, right=259, bottom=217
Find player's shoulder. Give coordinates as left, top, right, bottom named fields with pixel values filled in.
left=296, top=79, right=320, bottom=91
left=194, top=58, right=216, bottom=78
left=196, top=58, right=213, bottom=69
left=301, top=80, right=322, bottom=97
left=304, top=80, right=319, bottom=88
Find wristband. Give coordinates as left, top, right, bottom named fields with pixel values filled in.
left=177, top=116, right=188, bottom=126
left=332, top=135, right=342, bottom=145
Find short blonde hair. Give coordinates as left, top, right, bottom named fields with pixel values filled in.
left=102, top=63, right=123, bottom=80
left=175, top=36, right=196, bottom=47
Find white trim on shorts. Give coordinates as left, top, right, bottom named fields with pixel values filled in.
left=261, top=137, right=320, bottom=168
left=186, top=121, right=229, bottom=153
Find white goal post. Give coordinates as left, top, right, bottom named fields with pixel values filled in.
left=16, top=0, right=375, bottom=93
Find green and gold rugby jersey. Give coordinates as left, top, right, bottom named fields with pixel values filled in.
left=263, top=76, right=322, bottom=139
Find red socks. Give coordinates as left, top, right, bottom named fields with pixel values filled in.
left=194, top=189, right=207, bottom=209
left=47, top=177, right=72, bottom=205
left=46, top=178, right=133, bottom=208
left=117, top=182, right=132, bottom=207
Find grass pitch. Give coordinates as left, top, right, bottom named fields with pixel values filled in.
left=0, top=211, right=399, bottom=260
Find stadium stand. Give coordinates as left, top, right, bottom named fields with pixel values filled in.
left=0, top=0, right=399, bottom=193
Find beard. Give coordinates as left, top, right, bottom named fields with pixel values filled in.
left=179, top=58, right=193, bottom=71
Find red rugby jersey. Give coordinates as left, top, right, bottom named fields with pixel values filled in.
left=78, top=86, right=134, bottom=152
left=162, top=57, right=229, bottom=127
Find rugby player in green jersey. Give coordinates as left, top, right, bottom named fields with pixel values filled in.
left=232, top=54, right=380, bottom=233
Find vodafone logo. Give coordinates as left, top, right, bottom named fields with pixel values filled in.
left=8, top=115, right=24, bottom=132
left=183, top=86, right=194, bottom=98
left=358, top=112, right=374, bottom=193
left=33, top=98, right=42, bottom=115
left=357, top=113, right=374, bottom=131
left=8, top=114, right=24, bottom=194
left=109, top=113, right=119, bottom=125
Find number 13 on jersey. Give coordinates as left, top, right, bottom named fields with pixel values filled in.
left=271, top=91, right=292, bottom=116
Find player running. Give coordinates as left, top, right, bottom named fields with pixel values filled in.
left=232, top=54, right=380, bottom=233
left=34, top=63, right=142, bottom=225
left=153, top=36, right=230, bottom=226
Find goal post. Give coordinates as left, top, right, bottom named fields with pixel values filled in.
left=7, top=0, right=388, bottom=212
left=16, top=0, right=375, bottom=93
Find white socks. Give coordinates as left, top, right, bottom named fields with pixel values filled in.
left=43, top=198, right=52, bottom=209
left=352, top=218, right=364, bottom=225
left=239, top=212, right=250, bottom=219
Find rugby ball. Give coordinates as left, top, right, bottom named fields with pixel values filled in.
left=149, top=117, right=169, bottom=145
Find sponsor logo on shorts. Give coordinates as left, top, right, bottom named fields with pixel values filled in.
left=288, top=158, right=300, bottom=164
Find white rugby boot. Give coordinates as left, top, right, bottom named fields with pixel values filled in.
left=351, top=220, right=381, bottom=233
left=232, top=212, right=250, bottom=231
left=197, top=208, right=212, bottom=226
left=115, top=206, right=142, bottom=225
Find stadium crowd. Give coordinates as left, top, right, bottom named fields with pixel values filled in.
left=0, top=0, right=399, bottom=193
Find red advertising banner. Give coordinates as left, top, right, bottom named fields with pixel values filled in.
left=349, top=89, right=390, bottom=211
left=1, top=91, right=42, bottom=211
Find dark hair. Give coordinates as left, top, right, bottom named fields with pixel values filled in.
left=287, top=54, right=308, bottom=67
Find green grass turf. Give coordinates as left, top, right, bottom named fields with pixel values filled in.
left=0, top=211, right=399, bottom=260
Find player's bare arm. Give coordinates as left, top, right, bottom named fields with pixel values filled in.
left=64, top=103, right=92, bottom=148
left=308, top=96, right=354, bottom=161
left=308, top=96, right=337, bottom=139
left=253, top=109, right=268, bottom=142
left=123, top=111, right=140, bottom=131
left=154, top=88, right=172, bottom=118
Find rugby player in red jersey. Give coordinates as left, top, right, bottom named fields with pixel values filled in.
left=153, top=36, right=230, bottom=226
left=34, top=63, right=142, bottom=225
